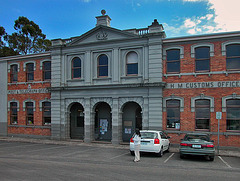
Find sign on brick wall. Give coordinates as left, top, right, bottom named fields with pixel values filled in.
left=166, top=81, right=240, bottom=89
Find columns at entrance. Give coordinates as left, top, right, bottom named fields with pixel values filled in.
left=84, top=98, right=94, bottom=143
left=112, top=98, right=121, bottom=144
left=142, top=97, right=149, bottom=130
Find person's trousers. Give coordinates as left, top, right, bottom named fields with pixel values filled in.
left=134, top=144, right=140, bottom=162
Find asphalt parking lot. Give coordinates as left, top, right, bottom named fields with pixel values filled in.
left=0, top=140, right=239, bottom=181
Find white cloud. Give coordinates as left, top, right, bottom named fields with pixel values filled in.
left=206, top=14, right=213, bottom=20
left=208, top=0, right=240, bottom=32
left=184, top=19, right=197, bottom=28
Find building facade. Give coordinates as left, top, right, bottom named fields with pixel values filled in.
left=0, top=12, right=239, bottom=147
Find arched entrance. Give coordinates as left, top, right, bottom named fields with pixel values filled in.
left=122, top=102, right=142, bottom=142
left=70, top=103, right=84, bottom=139
left=94, top=102, right=112, bottom=142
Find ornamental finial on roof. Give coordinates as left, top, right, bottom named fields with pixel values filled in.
left=101, top=9, right=106, bottom=15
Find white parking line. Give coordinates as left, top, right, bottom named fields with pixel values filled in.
left=164, top=153, right=175, bottom=163
left=110, top=152, right=130, bottom=160
left=218, top=156, right=232, bottom=168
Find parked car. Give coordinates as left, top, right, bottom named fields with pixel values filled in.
left=179, top=133, right=215, bottom=161
left=130, top=130, right=170, bottom=157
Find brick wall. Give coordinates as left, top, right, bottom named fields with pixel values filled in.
left=7, top=57, right=51, bottom=137
left=162, top=40, right=240, bottom=147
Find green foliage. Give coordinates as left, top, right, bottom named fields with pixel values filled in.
left=4, top=16, right=51, bottom=55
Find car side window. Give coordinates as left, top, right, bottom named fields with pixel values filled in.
left=160, top=132, right=167, bottom=139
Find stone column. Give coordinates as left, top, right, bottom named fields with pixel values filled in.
left=84, top=98, right=93, bottom=143
left=111, top=98, right=120, bottom=144
left=142, top=97, right=149, bottom=130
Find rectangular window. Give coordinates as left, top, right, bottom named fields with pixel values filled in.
left=166, top=100, right=180, bottom=129
left=10, top=64, right=18, bottom=82
left=226, top=44, right=240, bottom=70
left=195, top=100, right=210, bottom=130
left=43, top=61, right=51, bottom=80
left=10, top=102, right=18, bottom=124
left=166, top=49, right=180, bottom=73
left=195, top=47, right=210, bottom=72
left=226, top=99, right=240, bottom=131
left=43, top=102, right=51, bottom=125
left=26, top=63, right=34, bottom=81
left=26, top=102, right=34, bottom=125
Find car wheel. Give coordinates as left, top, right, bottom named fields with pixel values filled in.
left=157, top=147, right=163, bottom=157
left=209, top=156, right=214, bottom=161
left=130, top=151, right=134, bottom=156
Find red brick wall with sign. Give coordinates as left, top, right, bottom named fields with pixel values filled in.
left=162, top=40, right=240, bottom=147
left=7, top=57, right=51, bottom=137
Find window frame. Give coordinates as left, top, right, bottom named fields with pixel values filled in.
left=226, top=99, right=240, bottom=131
left=126, top=51, right=138, bottom=76
left=42, top=101, right=51, bottom=125
left=26, top=102, right=34, bottom=125
left=26, top=63, right=34, bottom=82
left=42, top=61, right=51, bottom=81
left=226, top=44, right=240, bottom=71
left=195, top=46, right=210, bottom=72
left=97, top=54, right=108, bottom=78
left=10, top=64, right=18, bottom=83
left=166, top=49, right=180, bottom=73
left=71, top=57, right=82, bottom=79
left=10, top=102, right=18, bottom=125
left=195, top=99, right=210, bottom=130
left=166, top=99, right=180, bottom=129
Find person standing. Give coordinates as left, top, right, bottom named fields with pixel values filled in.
left=133, top=129, right=141, bottom=162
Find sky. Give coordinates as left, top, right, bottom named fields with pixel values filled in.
left=0, top=0, right=239, bottom=40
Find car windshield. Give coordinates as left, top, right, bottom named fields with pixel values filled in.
left=184, top=135, right=210, bottom=142
left=141, top=132, right=158, bottom=139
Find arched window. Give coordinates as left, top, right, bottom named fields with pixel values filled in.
left=26, top=63, right=34, bottom=81
left=195, top=47, right=210, bottom=72
left=43, top=61, right=51, bottom=80
left=166, top=49, right=180, bottom=73
left=226, top=44, right=240, bottom=70
left=72, top=57, right=81, bottom=79
left=98, top=54, right=108, bottom=77
left=126, top=51, right=138, bottom=76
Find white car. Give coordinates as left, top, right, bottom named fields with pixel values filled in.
left=130, top=130, right=170, bottom=157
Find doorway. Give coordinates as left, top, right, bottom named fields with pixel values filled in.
left=70, top=103, right=84, bottom=139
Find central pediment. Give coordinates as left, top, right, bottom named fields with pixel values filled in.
left=67, top=25, right=138, bottom=46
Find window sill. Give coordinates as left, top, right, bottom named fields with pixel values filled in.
left=195, top=129, right=210, bottom=132
left=121, top=75, right=143, bottom=79
left=67, top=79, right=85, bottom=82
left=93, top=77, right=111, bottom=81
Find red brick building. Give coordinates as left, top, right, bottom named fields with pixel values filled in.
left=162, top=32, right=240, bottom=147
left=6, top=52, right=51, bottom=138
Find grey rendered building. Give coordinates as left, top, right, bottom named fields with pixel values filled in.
left=50, top=12, right=166, bottom=144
